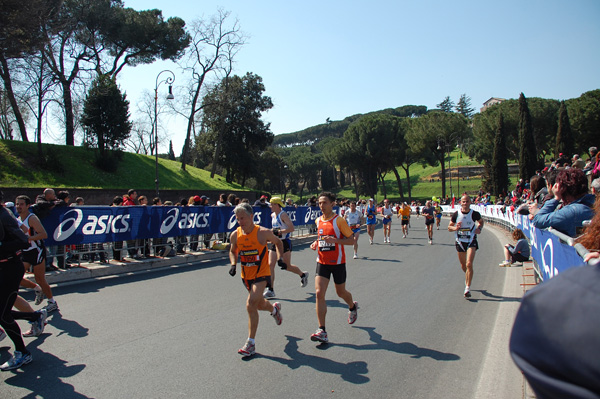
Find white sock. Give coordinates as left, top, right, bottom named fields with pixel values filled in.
left=48, top=298, right=56, bottom=303
left=34, top=285, right=42, bottom=291
left=247, top=338, right=255, bottom=344
left=271, top=307, right=277, bottom=316
left=464, top=286, right=470, bottom=293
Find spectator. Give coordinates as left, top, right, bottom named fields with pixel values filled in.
left=34, top=188, right=57, bottom=219
left=529, top=175, right=548, bottom=206
left=72, top=197, right=84, bottom=206
left=137, top=195, right=151, bottom=257
left=175, top=199, right=188, bottom=253
left=572, top=154, right=585, bottom=169
left=530, top=168, right=595, bottom=237
left=227, top=193, right=237, bottom=206
left=499, top=229, right=530, bottom=266
left=56, top=190, right=70, bottom=206
left=110, top=196, right=124, bottom=261
left=286, top=198, right=295, bottom=208
left=576, top=195, right=600, bottom=261
left=122, top=189, right=137, bottom=206
left=591, top=178, right=600, bottom=199
left=554, top=152, right=570, bottom=167
left=582, top=146, right=598, bottom=175
left=217, top=193, right=230, bottom=207
left=253, top=195, right=269, bottom=207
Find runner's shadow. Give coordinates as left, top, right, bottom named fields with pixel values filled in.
left=470, top=290, right=522, bottom=303
left=360, top=257, right=401, bottom=262
left=49, top=311, right=89, bottom=338
left=279, top=293, right=351, bottom=310
left=335, top=326, right=460, bottom=361
left=1, top=336, right=88, bottom=398
left=258, top=335, right=369, bottom=384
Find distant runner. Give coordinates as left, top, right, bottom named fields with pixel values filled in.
left=398, top=202, right=411, bottom=238
left=434, top=202, right=443, bottom=230
left=422, top=200, right=435, bottom=244
left=380, top=199, right=393, bottom=243
left=344, top=201, right=362, bottom=259
left=365, top=198, right=377, bottom=245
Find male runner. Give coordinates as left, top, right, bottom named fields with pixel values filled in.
left=263, top=197, right=308, bottom=299
left=310, top=192, right=358, bottom=343
left=365, top=198, right=377, bottom=245
left=344, top=201, right=362, bottom=259
left=422, top=200, right=436, bottom=244
left=398, top=202, right=411, bottom=238
left=434, top=201, right=443, bottom=230
left=228, top=203, right=285, bottom=357
left=448, top=195, right=484, bottom=298
left=380, top=199, right=393, bottom=243
left=15, top=195, right=58, bottom=313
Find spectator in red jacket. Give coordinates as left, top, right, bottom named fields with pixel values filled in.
left=122, top=189, right=137, bottom=206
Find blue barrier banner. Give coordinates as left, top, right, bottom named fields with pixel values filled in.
left=42, top=206, right=324, bottom=246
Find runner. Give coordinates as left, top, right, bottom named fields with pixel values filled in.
left=434, top=201, right=443, bottom=230
left=380, top=199, right=393, bottom=243
left=397, top=202, right=411, bottom=238
left=365, top=198, right=377, bottom=245
left=309, top=192, right=358, bottom=344
left=422, top=200, right=435, bottom=244
left=448, top=195, right=484, bottom=298
left=228, top=203, right=285, bottom=357
left=263, top=197, right=308, bottom=299
left=0, top=193, right=47, bottom=371
left=15, top=195, right=59, bottom=313
left=344, top=201, right=362, bottom=259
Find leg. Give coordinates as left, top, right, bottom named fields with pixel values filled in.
left=32, top=261, right=53, bottom=300
left=282, top=251, right=303, bottom=277
left=315, top=276, right=330, bottom=328
left=353, top=232, right=359, bottom=253
left=503, top=246, right=511, bottom=261
left=13, top=295, right=34, bottom=312
left=0, top=262, right=28, bottom=354
left=334, top=282, right=354, bottom=308
left=246, top=280, right=273, bottom=339
left=465, top=248, right=476, bottom=287
left=268, top=250, right=277, bottom=290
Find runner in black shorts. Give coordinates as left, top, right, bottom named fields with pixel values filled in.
left=448, top=195, right=483, bottom=298
left=422, top=200, right=435, bottom=245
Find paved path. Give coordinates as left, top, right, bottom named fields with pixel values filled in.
left=1, top=218, right=527, bottom=398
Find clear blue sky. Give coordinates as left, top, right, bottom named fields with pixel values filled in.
left=118, top=0, right=600, bottom=154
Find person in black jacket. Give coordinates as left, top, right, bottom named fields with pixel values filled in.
left=0, top=191, right=47, bottom=371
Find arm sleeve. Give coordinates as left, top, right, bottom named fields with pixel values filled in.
left=531, top=199, right=561, bottom=230
left=336, top=217, right=354, bottom=238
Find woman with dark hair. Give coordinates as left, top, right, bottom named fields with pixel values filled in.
left=499, top=229, right=530, bottom=266
left=576, top=196, right=600, bottom=263
left=529, top=175, right=548, bottom=205
left=530, top=168, right=595, bottom=237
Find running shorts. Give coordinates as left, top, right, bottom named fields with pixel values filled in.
left=241, top=275, right=271, bottom=291
left=455, top=239, right=479, bottom=252
left=315, top=262, right=347, bottom=285
left=401, top=219, right=409, bottom=225
left=382, top=217, right=392, bottom=225
left=21, top=247, right=47, bottom=266
left=270, top=238, right=292, bottom=253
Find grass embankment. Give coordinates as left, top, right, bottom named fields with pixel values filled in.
left=0, top=140, right=246, bottom=191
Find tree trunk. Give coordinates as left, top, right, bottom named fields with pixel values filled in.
left=391, top=168, right=405, bottom=201
left=402, top=165, right=413, bottom=203
left=379, top=172, right=387, bottom=199
left=0, top=54, right=29, bottom=142
left=352, top=172, right=359, bottom=200
left=181, top=80, right=203, bottom=171
left=61, top=80, right=75, bottom=145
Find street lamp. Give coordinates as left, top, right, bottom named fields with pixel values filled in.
left=154, top=70, right=175, bottom=198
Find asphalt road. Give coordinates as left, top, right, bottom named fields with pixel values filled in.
left=1, top=217, right=525, bottom=399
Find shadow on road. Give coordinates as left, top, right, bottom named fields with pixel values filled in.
left=256, top=335, right=369, bottom=384
left=278, top=294, right=352, bottom=310
left=335, top=326, right=460, bottom=361
left=466, top=289, right=522, bottom=303
left=1, top=336, right=88, bottom=398
left=49, top=311, right=89, bottom=338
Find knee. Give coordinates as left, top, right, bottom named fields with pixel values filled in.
left=315, top=288, right=326, bottom=301
left=334, top=286, right=347, bottom=298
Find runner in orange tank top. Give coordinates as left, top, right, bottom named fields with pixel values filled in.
left=309, top=192, right=359, bottom=344
left=228, top=203, right=286, bottom=357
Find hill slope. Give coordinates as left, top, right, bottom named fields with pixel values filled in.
left=0, top=140, right=245, bottom=191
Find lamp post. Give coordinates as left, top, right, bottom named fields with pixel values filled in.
left=154, top=70, right=175, bottom=198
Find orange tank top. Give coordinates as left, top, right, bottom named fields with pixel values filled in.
left=316, top=215, right=346, bottom=265
left=236, top=225, right=270, bottom=280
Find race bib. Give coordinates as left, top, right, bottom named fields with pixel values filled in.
left=318, top=239, right=335, bottom=251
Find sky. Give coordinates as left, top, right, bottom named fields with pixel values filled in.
left=115, top=0, right=600, bottom=154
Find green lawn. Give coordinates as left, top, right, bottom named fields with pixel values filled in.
left=0, top=140, right=245, bottom=191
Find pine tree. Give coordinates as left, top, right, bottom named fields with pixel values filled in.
left=555, top=101, right=574, bottom=159
left=455, top=94, right=475, bottom=118
left=168, top=140, right=176, bottom=160
left=436, top=96, right=455, bottom=113
left=492, top=112, right=509, bottom=197
left=518, top=93, right=538, bottom=180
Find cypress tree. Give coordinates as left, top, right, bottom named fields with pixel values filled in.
left=492, top=112, right=509, bottom=197
left=555, top=101, right=574, bottom=159
left=518, top=93, right=538, bottom=180
left=168, top=140, right=176, bottom=160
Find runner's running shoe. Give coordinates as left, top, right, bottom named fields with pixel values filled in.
left=34, top=288, right=45, bottom=306
left=237, top=340, right=255, bottom=357
left=310, top=328, right=328, bottom=343
left=23, top=309, right=47, bottom=337
left=300, top=272, right=309, bottom=288
left=348, top=301, right=358, bottom=324
left=43, top=301, right=58, bottom=313
left=271, top=302, right=282, bottom=325
left=263, top=288, right=276, bottom=299
left=464, top=288, right=471, bottom=298
left=0, top=351, right=32, bottom=371
left=353, top=253, right=358, bottom=259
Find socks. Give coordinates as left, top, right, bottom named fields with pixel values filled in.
left=247, top=338, right=255, bottom=345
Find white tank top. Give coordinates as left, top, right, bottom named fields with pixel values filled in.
left=345, top=210, right=361, bottom=226
left=271, top=211, right=291, bottom=239
left=20, top=213, right=43, bottom=250
left=455, top=209, right=476, bottom=244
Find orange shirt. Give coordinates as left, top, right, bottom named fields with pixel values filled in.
left=316, top=214, right=353, bottom=265
left=236, top=225, right=270, bottom=280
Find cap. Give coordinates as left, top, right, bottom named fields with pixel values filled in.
left=559, top=153, right=563, bottom=156
left=369, top=198, right=374, bottom=202
left=194, top=195, right=201, bottom=202
left=260, top=195, right=268, bottom=200
left=201, top=195, right=208, bottom=200
left=5, top=201, right=14, bottom=207
left=270, top=197, right=284, bottom=207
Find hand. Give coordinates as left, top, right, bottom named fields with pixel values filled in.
left=310, top=241, right=318, bottom=250
left=272, top=227, right=281, bottom=237
left=228, top=265, right=236, bottom=276
left=277, top=258, right=287, bottom=269
left=584, top=251, right=599, bottom=263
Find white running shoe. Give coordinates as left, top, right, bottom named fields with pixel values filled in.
left=353, top=253, right=358, bottom=259
left=310, top=328, right=328, bottom=343
left=34, top=288, right=45, bottom=306
left=348, top=301, right=358, bottom=324
left=238, top=340, right=256, bottom=357
left=271, top=302, right=282, bottom=325
left=300, top=272, right=309, bottom=287
left=263, top=288, right=276, bottom=299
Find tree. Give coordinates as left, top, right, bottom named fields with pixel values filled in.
left=199, top=72, right=273, bottom=185
left=436, top=96, right=455, bottom=113
left=456, top=94, right=475, bottom=118
left=565, top=89, right=599, bottom=156
left=491, top=112, right=509, bottom=197
left=555, top=101, right=574, bottom=159
left=406, top=111, right=470, bottom=198
left=178, top=10, right=245, bottom=170
left=41, top=0, right=189, bottom=146
left=518, top=93, right=538, bottom=180
left=81, top=74, right=131, bottom=157
left=168, top=140, right=176, bottom=160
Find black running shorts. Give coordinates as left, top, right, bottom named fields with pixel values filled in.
left=316, top=262, right=347, bottom=285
